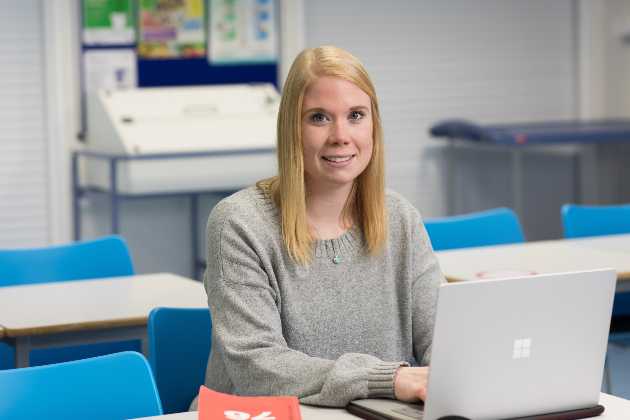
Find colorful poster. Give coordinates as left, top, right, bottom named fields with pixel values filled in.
left=82, top=0, right=135, bottom=45
left=138, top=0, right=206, bottom=59
left=83, top=49, right=137, bottom=92
left=209, top=0, right=277, bottom=64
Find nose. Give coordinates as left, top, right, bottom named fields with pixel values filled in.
left=329, top=120, right=351, bottom=145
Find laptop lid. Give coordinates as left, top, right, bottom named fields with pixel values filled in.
left=424, top=268, right=615, bottom=420
left=348, top=269, right=615, bottom=420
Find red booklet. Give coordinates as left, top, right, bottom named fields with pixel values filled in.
left=198, top=386, right=302, bottom=420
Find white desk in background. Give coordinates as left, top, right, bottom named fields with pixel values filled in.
left=569, top=233, right=630, bottom=255
left=435, top=234, right=630, bottom=289
left=0, top=273, right=206, bottom=368
left=131, top=393, right=630, bottom=419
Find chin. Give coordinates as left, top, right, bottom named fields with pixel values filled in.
left=326, top=175, right=361, bottom=188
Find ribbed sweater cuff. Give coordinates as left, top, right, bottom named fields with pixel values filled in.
left=367, top=361, right=410, bottom=399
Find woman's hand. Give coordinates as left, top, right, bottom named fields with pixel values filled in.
left=393, top=367, right=429, bottom=402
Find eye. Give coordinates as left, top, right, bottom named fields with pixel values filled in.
left=309, top=112, right=329, bottom=124
left=349, top=110, right=365, bottom=122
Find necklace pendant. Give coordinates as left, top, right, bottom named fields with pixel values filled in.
left=332, top=255, right=342, bottom=264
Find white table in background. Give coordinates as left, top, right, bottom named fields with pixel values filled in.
left=131, top=393, right=630, bottom=419
left=568, top=233, right=630, bottom=255
left=435, top=234, right=630, bottom=289
left=0, top=273, right=207, bottom=367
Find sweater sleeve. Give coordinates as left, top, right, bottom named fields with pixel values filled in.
left=410, top=213, right=445, bottom=366
left=205, top=202, right=407, bottom=407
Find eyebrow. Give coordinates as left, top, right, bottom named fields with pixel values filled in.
left=302, top=105, right=370, bottom=116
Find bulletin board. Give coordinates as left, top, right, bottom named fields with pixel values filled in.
left=79, top=0, right=279, bottom=138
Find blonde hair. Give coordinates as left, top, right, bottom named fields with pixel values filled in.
left=257, top=45, right=386, bottom=264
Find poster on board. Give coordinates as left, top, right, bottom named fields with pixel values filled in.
left=83, top=49, right=137, bottom=93
left=82, top=0, right=135, bottom=45
left=208, top=0, right=277, bottom=64
left=138, top=0, right=206, bottom=59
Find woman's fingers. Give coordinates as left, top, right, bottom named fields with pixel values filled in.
left=394, top=366, right=429, bottom=402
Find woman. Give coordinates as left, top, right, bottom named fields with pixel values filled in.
left=197, top=45, right=444, bottom=408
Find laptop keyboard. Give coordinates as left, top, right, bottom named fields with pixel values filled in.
left=392, top=405, right=425, bottom=419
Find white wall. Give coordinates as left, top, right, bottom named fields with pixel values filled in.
left=43, top=0, right=81, bottom=245
left=599, top=0, right=630, bottom=202
left=304, top=0, right=578, bottom=239
left=604, top=0, right=630, bottom=118
left=578, top=0, right=630, bottom=204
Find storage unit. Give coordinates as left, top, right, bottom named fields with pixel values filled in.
left=83, top=83, right=279, bottom=193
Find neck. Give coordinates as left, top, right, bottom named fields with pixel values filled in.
left=305, top=181, right=354, bottom=239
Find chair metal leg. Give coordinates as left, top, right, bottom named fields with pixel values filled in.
left=605, top=332, right=630, bottom=395
left=604, top=352, right=613, bottom=394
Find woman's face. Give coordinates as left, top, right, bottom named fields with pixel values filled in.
left=300, top=76, right=374, bottom=192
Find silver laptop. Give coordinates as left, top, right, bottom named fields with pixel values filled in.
left=349, top=269, right=616, bottom=420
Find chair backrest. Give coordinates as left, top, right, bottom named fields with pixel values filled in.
left=0, top=235, right=134, bottom=286
left=561, top=203, right=630, bottom=239
left=424, top=207, right=525, bottom=251
left=148, top=307, right=212, bottom=414
left=0, top=351, right=162, bottom=420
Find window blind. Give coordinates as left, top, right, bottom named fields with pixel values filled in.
left=0, top=0, right=49, bottom=247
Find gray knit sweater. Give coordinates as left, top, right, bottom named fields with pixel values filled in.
left=197, top=186, right=444, bottom=408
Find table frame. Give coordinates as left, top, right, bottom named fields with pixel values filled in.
left=6, top=325, right=148, bottom=368
left=444, top=139, right=583, bottom=218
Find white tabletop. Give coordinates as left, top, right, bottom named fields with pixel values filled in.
left=0, top=273, right=207, bottom=337
left=131, top=393, right=630, bottom=419
left=568, top=233, right=630, bottom=254
left=435, top=234, right=630, bottom=283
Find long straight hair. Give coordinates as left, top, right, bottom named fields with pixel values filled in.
left=257, top=46, right=386, bottom=264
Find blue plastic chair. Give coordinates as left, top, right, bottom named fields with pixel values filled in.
left=424, top=207, right=525, bottom=251
left=0, top=351, right=162, bottom=420
left=561, top=203, right=630, bottom=393
left=0, top=235, right=138, bottom=370
left=148, top=307, right=212, bottom=414
left=0, top=235, right=134, bottom=286
left=561, top=203, right=630, bottom=319
left=561, top=203, right=630, bottom=239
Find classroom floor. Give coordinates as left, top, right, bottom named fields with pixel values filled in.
left=606, top=342, right=630, bottom=398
